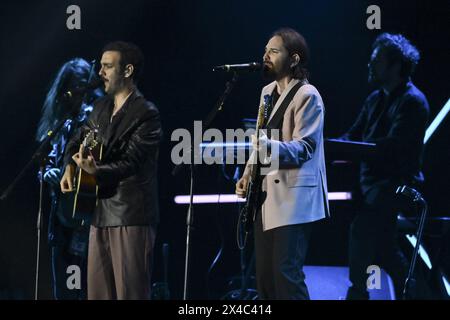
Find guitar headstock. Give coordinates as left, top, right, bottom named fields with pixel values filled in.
left=256, top=94, right=272, bottom=130
left=263, top=94, right=272, bottom=121
left=82, top=128, right=100, bottom=156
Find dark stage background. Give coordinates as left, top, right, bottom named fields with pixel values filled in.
left=0, top=0, right=448, bottom=299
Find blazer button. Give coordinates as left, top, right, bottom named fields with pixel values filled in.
left=274, top=179, right=280, bottom=184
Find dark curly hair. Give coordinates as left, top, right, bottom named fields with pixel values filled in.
left=373, top=33, right=420, bottom=78
left=272, top=28, right=309, bottom=80
left=102, top=41, right=144, bottom=83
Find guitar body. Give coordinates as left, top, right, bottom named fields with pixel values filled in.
left=56, top=129, right=102, bottom=225
left=241, top=169, right=262, bottom=233
left=73, top=133, right=102, bottom=221
left=240, top=94, right=271, bottom=234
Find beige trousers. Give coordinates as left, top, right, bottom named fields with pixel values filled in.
left=87, top=225, right=156, bottom=300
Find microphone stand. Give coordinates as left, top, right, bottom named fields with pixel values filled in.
left=173, top=72, right=240, bottom=300
left=403, top=197, right=427, bottom=300
left=1, top=118, right=69, bottom=300
left=396, top=185, right=428, bottom=300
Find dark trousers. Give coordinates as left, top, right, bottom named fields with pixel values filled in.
left=254, top=212, right=313, bottom=300
left=347, top=186, right=409, bottom=300
left=87, top=225, right=156, bottom=300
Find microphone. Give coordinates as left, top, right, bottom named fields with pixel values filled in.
left=396, top=185, right=424, bottom=202
left=63, top=78, right=103, bottom=99
left=212, top=62, right=261, bottom=72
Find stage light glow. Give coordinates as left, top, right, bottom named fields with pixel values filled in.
left=174, top=192, right=352, bottom=204
left=442, top=275, right=450, bottom=297
left=424, top=98, right=450, bottom=144
left=405, top=234, right=432, bottom=269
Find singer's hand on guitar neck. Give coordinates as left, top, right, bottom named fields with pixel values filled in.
left=251, top=132, right=270, bottom=151
left=72, top=144, right=98, bottom=175
left=235, top=175, right=249, bottom=198
left=251, top=131, right=271, bottom=162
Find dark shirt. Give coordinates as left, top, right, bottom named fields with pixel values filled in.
left=342, top=81, right=429, bottom=194
left=271, top=89, right=280, bottom=112
left=64, top=91, right=162, bottom=227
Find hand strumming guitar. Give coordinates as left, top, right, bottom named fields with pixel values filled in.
left=60, top=164, right=75, bottom=193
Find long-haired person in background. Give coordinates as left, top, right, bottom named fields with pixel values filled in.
left=36, top=58, right=103, bottom=299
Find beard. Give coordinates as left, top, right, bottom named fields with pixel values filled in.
left=262, top=63, right=277, bottom=81
left=104, top=69, right=127, bottom=95
left=105, top=77, right=124, bottom=95
left=262, top=61, right=291, bottom=81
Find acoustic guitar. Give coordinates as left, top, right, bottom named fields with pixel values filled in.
left=57, top=128, right=103, bottom=225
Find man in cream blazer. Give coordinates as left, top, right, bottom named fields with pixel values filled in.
left=236, top=28, right=329, bottom=300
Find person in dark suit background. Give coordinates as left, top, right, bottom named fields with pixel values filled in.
left=340, top=33, right=429, bottom=300
left=60, top=42, right=162, bottom=300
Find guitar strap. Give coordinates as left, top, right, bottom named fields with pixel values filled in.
left=265, top=80, right=305, bottom=138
